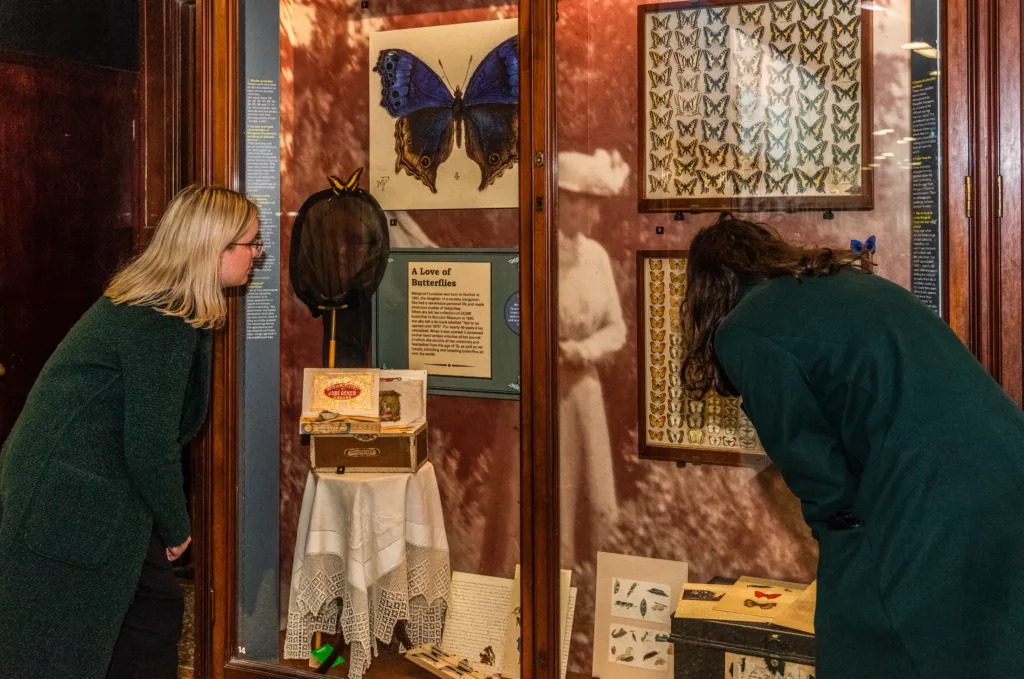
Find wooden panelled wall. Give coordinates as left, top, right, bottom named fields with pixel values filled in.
left=184, top=1, right=1023, bottom=678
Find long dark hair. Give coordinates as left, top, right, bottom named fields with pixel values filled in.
left=681, top=213, right=870, bottom=398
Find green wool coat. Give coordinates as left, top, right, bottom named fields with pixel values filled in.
left=715, top=270, right=1024, bottom=678
left=0, top=297, right=211, bottom=679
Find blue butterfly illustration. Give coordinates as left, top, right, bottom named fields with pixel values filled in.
left=851, top=235, right=876, bottom=255
left=374, top=36, right=519, bottom=192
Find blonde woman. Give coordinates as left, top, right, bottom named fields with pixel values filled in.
left=0, top=185, right=260, bottom=679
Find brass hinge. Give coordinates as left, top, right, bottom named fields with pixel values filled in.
left=534, top=151, right=544, bottom=167
left=965, top=176, right=973, bottom=219
left=997, top=174, right=1003, bottom=218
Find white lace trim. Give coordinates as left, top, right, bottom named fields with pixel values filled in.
left=284, top=544, right=451, bottom=679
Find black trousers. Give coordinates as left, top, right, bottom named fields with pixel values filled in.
left=106, top=534, right=184, bottom=679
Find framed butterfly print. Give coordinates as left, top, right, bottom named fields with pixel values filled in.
left=637, top=1, right=873, bottom=213
left=636, top=251, right=767, bottom=467
left=369, top=19, right=519, bottom=210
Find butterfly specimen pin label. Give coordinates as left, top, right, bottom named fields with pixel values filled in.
left=370, top=20, right=518, bottom=208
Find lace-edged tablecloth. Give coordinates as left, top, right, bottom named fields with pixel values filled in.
left=284, top=463, right=451, bottom=678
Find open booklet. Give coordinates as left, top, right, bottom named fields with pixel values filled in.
left=409, top=568, right=575, bottom=679
left=300, top=368, right=426, bottom=433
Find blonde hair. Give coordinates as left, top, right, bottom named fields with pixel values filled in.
left=106, top=185, right=259, bottom=328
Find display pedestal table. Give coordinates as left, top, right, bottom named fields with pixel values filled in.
left=284, top=462, right=450, bottom=678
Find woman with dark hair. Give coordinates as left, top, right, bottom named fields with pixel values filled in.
left=682, top=214, right=1024, bottom=678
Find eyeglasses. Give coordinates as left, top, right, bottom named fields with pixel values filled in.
left=230, top=238, right=264, bottom=257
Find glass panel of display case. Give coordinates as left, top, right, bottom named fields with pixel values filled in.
left=237, top=1, right=523, bottom=675
left=554, top=1, right=942, bottom=677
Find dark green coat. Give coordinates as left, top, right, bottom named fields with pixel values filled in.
left=0, top=297, right=211, bottom=679
left=715, top=270, right=1024, bottom=678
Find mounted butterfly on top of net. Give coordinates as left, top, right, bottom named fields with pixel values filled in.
left=372, top=30, right=519, bottom=195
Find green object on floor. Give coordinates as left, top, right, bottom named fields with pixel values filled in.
left=312, top=644, right=345, bottom=668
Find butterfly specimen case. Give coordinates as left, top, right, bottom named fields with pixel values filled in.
left=637, top=251, right=767, bottom=467
left=638, top=0, right=873, bottom=213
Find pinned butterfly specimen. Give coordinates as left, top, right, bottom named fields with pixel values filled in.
left=833, top=82, right=860, bottom=102
left=834, top=0, right=859, bottom=12
left=798, top=91, right=828, bottom=116
left=674, top=93, right=702, bottom=117
left=768, top=62, right=794, bottom=85
left=798, top=0, right=827, bottom=20
left=673, top=156, right=699, bottom=176
left=832, top=122, right=859, bottom=143
left=851, top=235, right=876, bottom=255
left=732, top=144, right=764, bottom=170
left=650, top=153, right=671, bottom=171
left=770, top=43, right=797, bottom=61
left=676, top=138, right=698, bottom=156
left=649, top=174, right=670, bottom=193
left=697, top=169, right=729, bottom=194
left=732, top=93, right=762, bottom=119
left=652, top=15, right=672, bottom=31
left=674, top=177, right=699, bottom=196
left=650, top=414, right=667, bottom=428
left=702, top=119, right=728, bottom=142
left=770, top=21, right=797, bottom=43
left=832, top=36, right=859, bottom=59
left=771, top=2, right=796, bottom=22
left=737, top=71, right=761, bottom=91
left=736, top=48, right=764, bottom=72
left=797, top=140, right=826, bottom=164
left=755, top=591, right=783, bottom=600
left=795, top=167, right=830, bottom=193
left=703, top=95, right=730, bottom=117
left=677, top=72, right=700, bottom=91
left=736, top=27, right=765, bottom=51
left=768, top=85, right=794, bottom=106
left=832, top=143, right=860, bottom=165
left=733, top=122, right=766, bottom=144
left=650, top=89, right=673, bottom=110
left=373, top=35, right=518, bottom=193
left=654, top=51, right=678, bottom=74
left=765, top=172, right=794, bottom=193
left=830, top=15, right=861, bottom=38
left=675, top=28, right=700, bottom=49
left=674, top=49, right=701, bottom=72
left=703, top=49, right=730, bottom=70
left=704, top=25, right=729, bottom=48
left=649, top=429, right=665, bottom=441
left=650, top=109, right=671, bottom=130
left=651, top=30, right=671, bottom=48
left=677, top=10, right=699, bottom=28
left=699, top=143, right=729, bottom=168
left=739, top=5, right=766, bottom=24
left=729, top=170, right=763, bottom=195
left=832, top=165, right=860, bottom=184
left=798, top=65, right=830, bottom=88
left=832, top=58, right=861, bottom=80
left=704, top=72, right=729, bottom=94
left=766, top=150, right=792, bottom=173
left=649, top=67, right=671, bottom=88
left=798, top=20, right=827, bottom=42
left=799, top=43, right=827, bottom=65
left=706, top=7, right=731, bottom=23
left=766, top=128, right=793, bottom=152
left=650, top=130, right=673, bottom=150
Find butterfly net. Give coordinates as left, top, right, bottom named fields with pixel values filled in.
left=289, top=186, right=390, bottom=318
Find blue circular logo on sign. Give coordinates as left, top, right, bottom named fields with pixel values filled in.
left=504, top=292, right=520, bottom=335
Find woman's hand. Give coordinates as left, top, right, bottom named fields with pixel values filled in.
left=166, top=536, right=191, bottom=562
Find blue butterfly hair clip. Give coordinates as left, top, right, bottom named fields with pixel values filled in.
left=851, top=235, right=876, bottom=255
